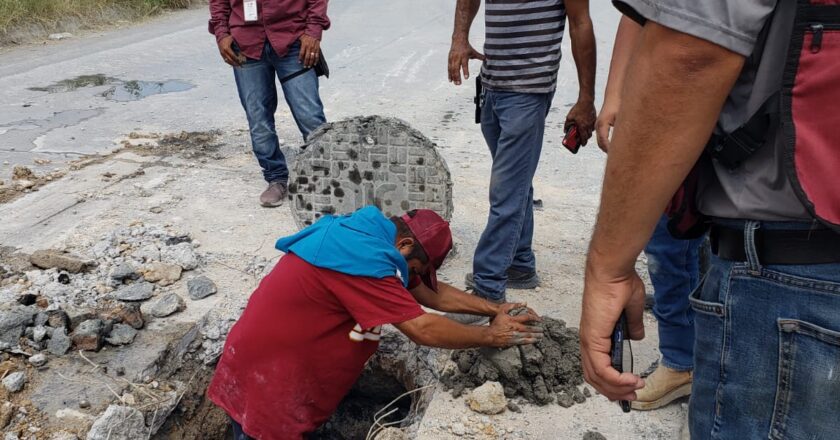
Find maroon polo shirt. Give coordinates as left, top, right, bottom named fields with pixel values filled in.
left=209, top=0, right=330, bottom=60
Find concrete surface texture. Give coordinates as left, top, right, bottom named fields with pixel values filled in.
left=0, top=1, right=687, bottom=439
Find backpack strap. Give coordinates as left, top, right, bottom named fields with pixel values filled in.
left=706, top=92, right=779, bottom=170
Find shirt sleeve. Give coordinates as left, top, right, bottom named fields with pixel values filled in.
left=208, top=0, right=232, bottom=42
left=613, top=0, right=777, bottom=56
left=304, top=0, right=331, bottom=40
left=325, top=272, right=424, bottom=330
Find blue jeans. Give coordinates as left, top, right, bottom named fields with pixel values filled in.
left=689, top=220, right=840, bottom=439
left=230, top=418, right=253, bottom=440
left=644, top=215, right=704, bottom=371
left=473, top=89, right=553, bottom=301
left=233, top=40, right=326, bottom=184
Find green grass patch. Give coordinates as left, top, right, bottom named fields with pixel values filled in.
left=0, top=0, right=202, bottom=41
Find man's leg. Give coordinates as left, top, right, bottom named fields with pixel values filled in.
left=271, top=41, right=327, bottom=140
left=233, top=44, right=288, bottom=186
left=690, top=221, right=840, bottom=439
left=472, top=90, right=552, bottom=302
left=632, top=215, right=702, bottom=410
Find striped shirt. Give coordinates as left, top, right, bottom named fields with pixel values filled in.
left=481, top=0, right=566, bottom=94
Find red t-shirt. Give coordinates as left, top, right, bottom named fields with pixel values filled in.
left=207, top=253, right=424, bottom=439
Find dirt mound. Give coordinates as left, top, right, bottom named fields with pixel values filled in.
left=441, top=316, right=587, bottom=407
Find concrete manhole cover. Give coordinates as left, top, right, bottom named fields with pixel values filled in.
left=288, top=116, right=453, bottom=228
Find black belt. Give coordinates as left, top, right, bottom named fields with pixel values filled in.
left=710, top=225, right=840, bottom=265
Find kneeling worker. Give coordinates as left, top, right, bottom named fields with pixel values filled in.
left=207, top=206, right=542, bottom=439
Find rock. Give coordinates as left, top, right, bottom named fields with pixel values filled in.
left=11, top=165, right=33, bottom=180
left=105, top=324, right=136, bottom=346
left=46, top=310, right=71, bottom=329
left=48, top=327, right=72, bottom=355
left=4, top=431, right=18, bottom=440
left=34, top=312, right=49, bottom=327
left=30, top=250, right=90, bottom=273
left=16, top=293, right=36, bottom=306
left=583, top=431, right=607, bottom=440
left=101, top=303, right=144, bottom=329
left=556, top=390, right=574, bottom=408
left=583, top=387, right=592, bottom=398
left=2, top=372, right=25, bottom=393
left=48, top=32, right=74, bottom=40
left=162, top=243, right=199, bottom=270
left=140, top=262, right=182, bottom=286
left=33, top=325, right=48, bottom=342
left=0, top=305, right=35, bottom=345
left=78, top=400, right=90, bottom=409
left=71, top=319, right=103, bottom=351
left=86, top=405, right=146, bottom=440
left=506, top=401, right=521, bottom=413
left=28, top=353, right=47, bottom=367
left=451, top=422, right=467, bottom=436
left=50, top=432, right=78, bottom=440
left=63, top=307, right=95, bottom=329
left=147, top=292, right=185, bottom=318
left=373, top=427, right=408, bottom=440
left=0, top=402, right=12, bottom=429
left=109, top=263, right=136, bottom=281
left=187, top=276, right=217, bottom=300
left=114, top=282, right=154, bottom=301
left=56, top=408, right=94, bottom=422
left=466, top=381, right=507, bottom=415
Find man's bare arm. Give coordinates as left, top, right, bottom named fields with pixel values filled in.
left=563, top=0, right=597, bottom=143
left=580, top=22, right=746, bottom=401
left=449, top=0, right=484, bottom=85
left=595, top=16, right=642, bottom=151
left=409, top=281, right=500, bottom=316
left=395, top=304, right=542, bottom=349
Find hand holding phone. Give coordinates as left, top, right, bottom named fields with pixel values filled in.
left=563, top=124, right=581, bottom=154
left=610, top=311, right=633, bottom=413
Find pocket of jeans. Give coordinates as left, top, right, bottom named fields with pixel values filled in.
left=769, top=319, right=840, bottom=440
left=689, top=273, right=725, bottom=317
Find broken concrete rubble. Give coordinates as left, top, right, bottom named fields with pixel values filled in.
left=47, top=327, right=71, bottom=355
left=113, top=281, right=153, bottom=301
left=0, top=305, right=35, bottom=345
left=71, top=319, right=104, bottom=351
left=140, top=262, right=182, bottom=286
left=144, top=292, right=184, bottom=318
left=85, top=405, right=146, bottom=440
left=2, top=372, right=25, bottom=393
left=187, top=275, right=216, bottom=300
left=466, top=381, right=507, bottom=415
left=104, top=323, right=136, bottom=346
left=30, top=250, right=91, bottom=274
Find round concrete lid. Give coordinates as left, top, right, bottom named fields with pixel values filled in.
left=288, top=116, right=454, bottom=229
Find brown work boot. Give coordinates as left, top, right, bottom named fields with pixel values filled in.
left=630, top=364, right=692, bottom=411
left=259, top=181, right=287, bottom=208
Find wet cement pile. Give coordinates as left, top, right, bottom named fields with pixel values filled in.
left=441, top=316, right=587, bottom=407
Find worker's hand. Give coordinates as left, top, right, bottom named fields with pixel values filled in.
left=487, top=303, right=543, bottom=348
left=299, top=34, right=321, bottom=68
left=596, top=98, right=619, bottom=153
left=218, top=35, right=245, bottom=67
left=579, top=261, right=646, bottom=402
left=565, top=99, right=597, bottom=146
left=448, top=38, right=485, bottom=85
left=495, top=302, right=541, bottom=321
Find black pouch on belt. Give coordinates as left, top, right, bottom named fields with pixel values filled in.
left=474, top=76, right=483, bottom=124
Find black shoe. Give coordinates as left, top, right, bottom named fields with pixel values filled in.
left=465, top=269, right=540, bottom=291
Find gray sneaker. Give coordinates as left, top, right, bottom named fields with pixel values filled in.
left=260, top=181, right=287, bottom=208
left=444, top=297, right=503, bottom=325
left=465, top=269, right=540, bottom=291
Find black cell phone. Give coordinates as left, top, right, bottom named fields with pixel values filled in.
left=474, top=76, right=483, bottom=124
left=610, top=311, right=632, bottom=413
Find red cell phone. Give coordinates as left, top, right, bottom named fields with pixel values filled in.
left=563, top=125, right=581, bottom=154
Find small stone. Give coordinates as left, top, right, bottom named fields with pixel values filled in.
left=140, top=262, right=182, bottom=286
left=148, top=293, right=185, bottom=318
left=115, top=367, right=125, bottom=376
left=583, top=431, right=607, bottom=440
left=86, top=405, right=146, bottom=440
left=373, top=427, right=408, bottom=440
left=64, top=306, right=95, bottom=329
left=583, top=387, right=592, bottom=398
left=556, top=391, right=574, bottom=408
left=162, top=243, right=199, bottom=270
left=101, top=303, right=144, bottom=330
left=16, top=293, right=36, bottom=306
left=34, top=312, right=49, bottom=327
left=78, top=400, right=90, bottom=409
left=149, top=207, right=163, bottom=214
left=50, top=431, right=78, bottom=440
left=0, top=306, right=35, bottom=345
left=71, top=319, right=103, bottom=351
left=114, top=282, right=154, bottom=301
left=28, top=353, right=47, bottom=367
left=466, top=381, right=507, bottom=415
left=506, top=401, right=521, bottom=413
left=46, top=310, right=70, bottom=329
left=48, top=327, right=71, bottom=355
left=33, top=325, right=48, bottom=342
left=48, top=32, right=73, bottom=40
left=30, top=250, right=90, bottom=273
left=187, top=276, right=217, bottom=300
left=105, top=324, right=136, bottom=346
left=109, top=263, right=136, bottom=281
left=451, top=422, right=466, bottom=436
left=121, top=392, right=135, bottom=405
left=2, top=372, right=25, bottom=393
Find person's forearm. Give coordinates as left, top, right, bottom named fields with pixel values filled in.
left=589, top=23, right=745, bottom=275
left=602, top=16, right=641, bottom=108
left=304, top=0, right=330, bottom=39
left=397, top=314, right=491, bottom=349
left=208, top=0, right=232, bottom=41
left=568, top=9, right=596, bottom=102
left=452, top=0, right=481, bottom=43
left=410, top=282, right=499, bottom=316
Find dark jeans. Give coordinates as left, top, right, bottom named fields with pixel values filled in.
left=233, top=40, right=326, bottom=184
left=644, top=215, right=704, bottom=371
left=231, top=418, right=254, bottom=440
left=689, top=220, right=840, bottom=439
left=472, top=89, right=554, bottom=301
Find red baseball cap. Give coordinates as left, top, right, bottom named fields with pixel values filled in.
left=401, top=209, right=452, bottom=292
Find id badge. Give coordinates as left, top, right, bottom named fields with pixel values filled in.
left=244, top=0, right=258, bottom=22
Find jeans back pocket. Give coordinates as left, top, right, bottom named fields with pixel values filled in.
left=770, top=319, right=840, bottom=440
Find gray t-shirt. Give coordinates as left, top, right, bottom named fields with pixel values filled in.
left=481, top=0, right=567, bottom=94
left=615, top=0, right=810, bottom=221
